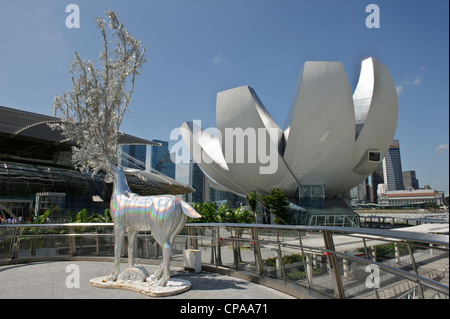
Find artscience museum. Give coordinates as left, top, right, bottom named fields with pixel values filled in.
left=180, top=58, right=398, bottom=226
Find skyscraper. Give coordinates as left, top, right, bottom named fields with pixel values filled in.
left=121, top=145, right=146, bottom=170
left=151, top=140, right=175, bottom=179
left=403, top=170, right=419, bottom=190
left=191, top=162, right=205, bottom=203
left=369, top=164, right=384, bottom=203
left=382, top=139, right=405, bottom=191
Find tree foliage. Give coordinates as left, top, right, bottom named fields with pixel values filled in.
left=68, top=208, right=113, bottom=223
left=246, top=192, right=259, bottom=213
left=261, top=188, right=291, bottom=225
left=187, top=202, right=254, bottom=224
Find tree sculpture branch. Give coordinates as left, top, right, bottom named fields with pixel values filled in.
left=50, top=10, right=147, bottom=175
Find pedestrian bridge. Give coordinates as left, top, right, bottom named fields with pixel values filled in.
left=0, top=222, right=448, bottom=299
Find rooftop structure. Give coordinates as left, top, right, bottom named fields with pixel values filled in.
left=0, top=105, right=193, bottom=221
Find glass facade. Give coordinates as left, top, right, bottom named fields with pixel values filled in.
left=0, top=131, right=112, bottom=220
left=0, top=134, right=72, bottom=168
left=0, top=161, right=110, bottom=221
left=384, top=140, right=405, bottom=191
left=121, top=144, right=146, bottom=170
left=151, top=140, right=175, bottom=179
left=296, top=184, right=325, bottom=208
left=191, top=162, right=205, bottom=203
left=403, top=170, right=419, bottom=190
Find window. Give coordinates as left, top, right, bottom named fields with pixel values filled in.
left=368, top=151, right=381, bottom=162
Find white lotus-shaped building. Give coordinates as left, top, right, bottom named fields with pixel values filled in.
left=180, top=58, right=398, bottom=203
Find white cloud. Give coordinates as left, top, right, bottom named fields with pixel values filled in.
left=412, top=75, right=421, bottom=85
left=212, top=53, right=221, bottom=64
left=435, top=144, right=449, bottom=154
left=396, top=75, right=422, bottom=95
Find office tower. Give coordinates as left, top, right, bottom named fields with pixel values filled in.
left=369, top=164, right=384, bottom=203
left=151, top=140, right=175, bottom=179
left=382, top=139, right=405, bottom=191
left=191, top=162, right=205, bottom=203
left=121, top=145, right=146, bottom=170
left=403, top=170, right=419, bottom=190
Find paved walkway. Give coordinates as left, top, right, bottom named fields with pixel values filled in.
left=0, top=261, right=295, bottom=299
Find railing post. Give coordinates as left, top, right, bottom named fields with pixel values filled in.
left=362, top=238, right=370, bottom=259
left=95, top=226, right=100, bottom=256
left=275, top=248, right=285, bottom=279
left=322, top=230, right=345, bottom=299
left=215, top=226, right=222, bottom=266
left=395, top=243, right=400, bottom=266
left=69, top=226, right=76, bottom=256
left=188, top=226, right=198, bottom=250
left=407, top=243, right=424, bottom=299
left=231, top=229, right=239, bottom=270
left=276, top=230, right=286, bottom=280
left=8, top=226, right=22, bottom=260
left=305, top=254, right=313, bottom=287
left=298, top=230, right=311, bottom=288
left=250, top=227, right=264, bottom=276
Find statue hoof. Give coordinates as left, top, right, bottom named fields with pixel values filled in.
left=108, top=274, right=117, bottom=282
left=156, top=278, right=168, bottom=287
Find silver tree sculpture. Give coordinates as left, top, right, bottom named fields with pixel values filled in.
left=50, top=10, right=146, bottom=173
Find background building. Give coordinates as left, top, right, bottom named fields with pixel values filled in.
left=403, top=170, right=420, bottom=190
left=121, top=144, right=146, bottom=170
left=181, top=160, right=245, bottom=207
left=351, top=139, right=446, bottom=208
left=190, top=162, right=205, bottom=203
left=151, top=140, right=175, bottom=179
left=0, top=105, right=193, bottom=222
left=383, top=139, right=405, bottom=191
left=378, top=186, right=445, bottom=206
left=369, top=165, right=384, bottom=203
left=181, top=58, right=399, bottom=226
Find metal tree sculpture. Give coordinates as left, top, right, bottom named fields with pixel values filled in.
left=50, top=10, right=146, bottom=173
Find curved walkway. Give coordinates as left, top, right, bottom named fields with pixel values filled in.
left=0, top=261, right=295, bottom=299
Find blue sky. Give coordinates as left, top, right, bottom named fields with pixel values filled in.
left=0, top=0, right=448, bottom=194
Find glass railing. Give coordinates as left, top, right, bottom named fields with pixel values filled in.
left=0, top=222, right=448, bottom=299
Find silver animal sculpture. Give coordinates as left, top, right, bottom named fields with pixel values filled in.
left=108, top=165, right=201, bottom=286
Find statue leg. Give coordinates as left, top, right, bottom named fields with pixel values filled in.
left=149, top=239, right=164, bottom=282
left=109, top=227, right=124, bottom=281
left=156, top=241, right=171, bottom=287
left=127, top=229, right=138, bottom=268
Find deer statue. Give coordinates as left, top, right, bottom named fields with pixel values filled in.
left=108, top=164, right=201, bottom=286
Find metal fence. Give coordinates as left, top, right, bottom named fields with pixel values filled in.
left=0, top=222, right=448, bottom=299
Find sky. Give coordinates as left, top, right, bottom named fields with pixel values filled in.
left=0, top=0, right=448, bottom=195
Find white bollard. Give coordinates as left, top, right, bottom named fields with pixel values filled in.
left=184, top=249, right=202, bottom=273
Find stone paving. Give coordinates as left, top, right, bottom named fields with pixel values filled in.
left=0, top=260, right=295, bottom=299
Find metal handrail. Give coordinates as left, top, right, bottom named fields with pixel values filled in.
left=1, top=222, right=448, bottom=245
left=1, top=222, right=448, bottom=299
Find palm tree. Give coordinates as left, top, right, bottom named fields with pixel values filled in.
left=220, top=206, right=255, bottom=266
left=246, top=191, right=259, bottom=217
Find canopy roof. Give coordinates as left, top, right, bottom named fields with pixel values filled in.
left=0, top=105, right=160, bottom=146
left=124, top=168, right=194, bottom=195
